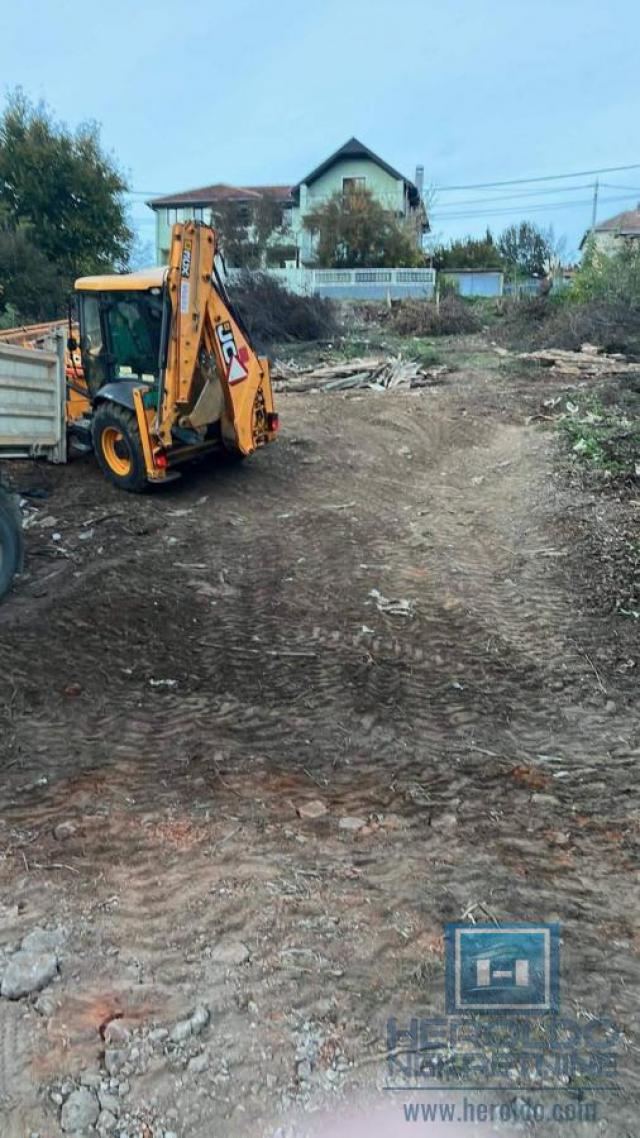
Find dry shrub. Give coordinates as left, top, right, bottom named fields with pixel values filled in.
left=496, top=297, right=640, bottom=356
left=230, top=271, right=338, bottom=348
left=354, top=301, right=389, bottom=326
left=544, top=300, right=640, bottom=356
left=390, top=295, right=481, bottom=336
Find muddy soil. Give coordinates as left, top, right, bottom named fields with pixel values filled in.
left=0, top=346, right=638, bottom=1137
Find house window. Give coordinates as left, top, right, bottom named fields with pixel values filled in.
left=343, top=177, right=366, bottom=194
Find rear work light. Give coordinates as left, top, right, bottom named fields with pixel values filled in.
left=267, top=412, right=279, bottom=432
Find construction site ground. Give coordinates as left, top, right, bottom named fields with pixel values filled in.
left=0, top=334, right=638, bottom=1137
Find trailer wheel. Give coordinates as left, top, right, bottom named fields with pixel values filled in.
left=0, top=488, right=23, bottom=601
left=92, top=402, right=148, bottom=492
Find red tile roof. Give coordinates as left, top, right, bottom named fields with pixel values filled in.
left=148, top=183, right=293, bottom=207
left=595, top=206, right=640, bottom=234
left=579, top=206, right=640, bottom=248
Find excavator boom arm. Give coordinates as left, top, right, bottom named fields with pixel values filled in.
left=157, top=221, right=276, bottom=454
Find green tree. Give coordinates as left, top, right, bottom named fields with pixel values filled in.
left=0, top=228, right=67, bottom=322
left=213, top=195, right=286, bottom=268
left=213, top=200, right=259, bottom=268
left=432, top=229, right=503, bottom=270
left=572, top=240, right=640, bottom=306
left=0, top=89, right=133, bottom=322
left=304, top=186, right=422, bottom=268
left=254, top=195, right=285, bottom=256
left=498, top=221, right=552, bottom=277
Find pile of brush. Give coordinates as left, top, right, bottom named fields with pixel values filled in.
left=230, top=272, right=337, bottom=346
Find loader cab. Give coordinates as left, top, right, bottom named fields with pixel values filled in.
left=74, top=268, right=168, bottom=400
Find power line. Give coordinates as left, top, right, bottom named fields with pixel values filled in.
left=432, top=198, right=620, bottom=222
left=126, top=166, right=640, bottom=208
left=429, top=183, right=594, bottom=210
left=600, top=181, right=640, bottom=192
left=125, top=161, right=640, bottom=204
left=434, top=162, right=640, bottom=192
left=430, top=191, right=636, bottom=222
left=433, top=198, right=591, bottom=219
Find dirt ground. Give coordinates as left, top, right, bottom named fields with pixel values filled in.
left=0, top=341, right=638, bottom=1137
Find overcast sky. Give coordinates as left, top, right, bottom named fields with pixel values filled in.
left=2, top=0, right=639, bottom=260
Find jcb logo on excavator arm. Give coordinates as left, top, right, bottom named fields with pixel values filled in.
left=216, top=322, right=248, bottom=385
left=216, top=321, right=235, bottom=365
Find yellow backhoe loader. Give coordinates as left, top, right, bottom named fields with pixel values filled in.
left=66, top=220, right=278, bottom=491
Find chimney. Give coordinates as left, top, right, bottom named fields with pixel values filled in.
left=415, top=165, right=424, bottom=198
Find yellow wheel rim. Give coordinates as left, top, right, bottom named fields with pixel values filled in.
left=101, top=426, right=132, bottom=477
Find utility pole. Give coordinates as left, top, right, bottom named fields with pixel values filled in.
left=590, top=177, right=599, bottom=234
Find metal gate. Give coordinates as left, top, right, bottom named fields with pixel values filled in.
left=0, top=332, right=66, bottom=462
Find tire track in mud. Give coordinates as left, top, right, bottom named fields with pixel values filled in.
left=0, top=1001, right=42, bottom=1138
left=0, top=388, right=638, bottom=1136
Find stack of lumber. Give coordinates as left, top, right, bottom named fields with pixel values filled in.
left=497, top=343, right=639, bottom=377
left=271, top=355, right=448, bottom=393
left=0, top=319, right=67, bottom=348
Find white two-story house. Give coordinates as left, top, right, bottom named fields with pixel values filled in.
left=147, top=137, right=427, bottom=267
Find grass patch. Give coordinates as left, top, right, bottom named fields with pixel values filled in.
left=334, top=330, right=442, bottom=366
left=444, top=347, right=503, bottom=371
left=559, top=395, right=640, bottom=478
left=398, top=337, right=441, bottom=366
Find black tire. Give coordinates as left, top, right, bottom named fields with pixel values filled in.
left=221, top=442, right=247, bottom=463
left=91, top=402, right=149, bottom=493
left=0, top=487, right=24, bottom=601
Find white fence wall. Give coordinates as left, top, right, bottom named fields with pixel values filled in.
left=229, top=266, right=564, bottom=300
left=0, top=333, right=66, bottom=462
left=229, top=267, right=436, bottom=300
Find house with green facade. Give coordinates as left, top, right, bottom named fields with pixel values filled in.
left=147, top=138, right=427, bottom=267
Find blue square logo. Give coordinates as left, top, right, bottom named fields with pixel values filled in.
left=445, top=923, right=559, bottom=1014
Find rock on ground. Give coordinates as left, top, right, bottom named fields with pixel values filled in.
left=97, top=1108, right=118, bottom=1134
left=1, top=951, right=58, bottom=999
left=209, top=939, right=250, bottom=965
left=338, top=815, right=367, bottom=831
left=60, top=1086, right=99, bottom=1132
left=21, top=926, right=68, bottom=953
left=296, top=798, right=328, bottom=819
left=170, top=1004, right=210, bottom=1042
left=104, top=1047, right=127, bottom=1075
left=102, top=1018, right=132, bottom=1045
left=188, top=1051, right=210, bottom=1074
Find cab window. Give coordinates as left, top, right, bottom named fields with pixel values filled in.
left=80, top=295, right=108, bottom=394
